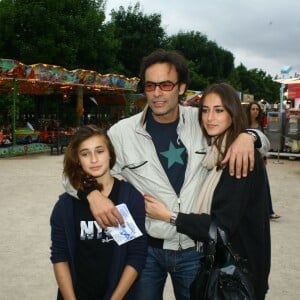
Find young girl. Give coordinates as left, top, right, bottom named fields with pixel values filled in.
left=144, top=83, right=271, bottom=299
left=50, top=125, right=147, bottom=300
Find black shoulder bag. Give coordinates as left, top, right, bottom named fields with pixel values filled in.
left=190, top=221, right=256, bottom=300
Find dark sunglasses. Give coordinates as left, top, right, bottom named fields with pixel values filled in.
left=144, top=80, right=179, bottom=92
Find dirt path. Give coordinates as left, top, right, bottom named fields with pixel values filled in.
left=0, top=153, right=299, bottom=299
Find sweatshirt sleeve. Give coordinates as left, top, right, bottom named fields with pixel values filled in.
left=50, top=197, right=69, bottom=263
left=247, top=128, right=270, bottom=156
left=176, top=212, right=211, bottom=242
left=122, top=184, right=147, bottom=274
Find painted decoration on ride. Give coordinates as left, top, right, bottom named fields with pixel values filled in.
left=0, top=58, right=140, bottom=95
left=0, top=143, right=50, bottom=158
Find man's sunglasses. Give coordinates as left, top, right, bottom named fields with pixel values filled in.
left=144, top=81, right=179, bottom=92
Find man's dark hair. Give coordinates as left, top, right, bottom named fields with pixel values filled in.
left=139, top=49, right=189, bottom=89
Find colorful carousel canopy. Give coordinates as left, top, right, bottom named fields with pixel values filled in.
left=0, top=58, right=140, bottom=95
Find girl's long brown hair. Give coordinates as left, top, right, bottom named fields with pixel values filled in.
left=63, top=125, right=116, bottom=190
left=199, top=83, right=248, bottom=169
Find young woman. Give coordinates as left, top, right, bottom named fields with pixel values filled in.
left=246, top=102, right=281, bottom=220
left=144, top=83, right=271, bottom=300
left=50, top=125, right=147, bottom=300
left=247, top=101, right=265, bottom=131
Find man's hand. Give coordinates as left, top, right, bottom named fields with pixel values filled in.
left=87, top=190, right=124, bottom=229
left=222, top=133, right=255, bottom=178
left=144, top=194, right=172, bottom=222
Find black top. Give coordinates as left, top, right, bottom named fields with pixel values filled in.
left=176, top=151, right=271, bottom=300
left=74, top=179, right=120, bottom=299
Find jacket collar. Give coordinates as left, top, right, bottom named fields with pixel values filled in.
left=139, top=104, right=186, bottom=127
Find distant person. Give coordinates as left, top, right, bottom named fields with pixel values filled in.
left=145, top=83, right=271, bottom=299
left=64, top=49, right=270, bottom=299
left=246, top=102, right=281, bottom=220
left=50, top=125, right=147, bottom=299
left=247, top=101, right=264, bottom=131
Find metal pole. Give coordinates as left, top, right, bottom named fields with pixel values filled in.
left=12, top=79, right=17, bottom=146
left=273, top=66, right=292, bottom=164
left=76, top=88, right=84, bottom=126
left=279, top=80, right=284, bottom=113
left=274, top=77, right=284, bottom=164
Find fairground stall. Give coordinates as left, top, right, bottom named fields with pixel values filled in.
left=0, top=58, right=142, bottom=157
left=266, top=78, right=300, bottom=157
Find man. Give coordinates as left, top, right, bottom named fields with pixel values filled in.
left=65, top=49, right=269, bottom=299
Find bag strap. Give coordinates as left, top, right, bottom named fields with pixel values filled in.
left=207, top=222, right=234, bottom=255
left=204, top=222, right=232, bottom=267
left=208, top=220, right=217, bottom=242
left=214, top=222, right=241, bottom=264
left=205, top=221, right=240, bottom=266
left=209, top=221, right=230, bottom=248
left=217, top=226, right=229, bottom=245
left=204, top=221, right=217, bottom=266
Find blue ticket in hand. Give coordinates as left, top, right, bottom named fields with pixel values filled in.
left=106, top=203, right=143, bottom=245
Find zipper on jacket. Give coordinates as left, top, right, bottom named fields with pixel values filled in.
left=177, top=196, right=183, bottom=250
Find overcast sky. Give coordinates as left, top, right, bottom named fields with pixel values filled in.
left=105, top=0, right=300, bottom=79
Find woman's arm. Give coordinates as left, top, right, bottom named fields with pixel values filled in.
left=145, top=152, right=263, bottom=242
left=145, top=195, right=211, bottom=242
left=111, top=265, right=138, bottom=300
left=53, top=262, right=76, bottom=300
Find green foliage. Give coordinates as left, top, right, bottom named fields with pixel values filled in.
left=187, top=61, right=209, bottom=91
left=0, top=92, right=35, bottom=126
left=109, top=2, right=166, bottom=77
left=229, top=64, right=280, bottom=103
left=0, top=0, right=280, bottom=115
left=164, top=31, right=235, bottom=89
left=0, top=0, right=116, bottom=71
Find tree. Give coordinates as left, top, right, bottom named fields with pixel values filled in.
left=0, top=0, right=117, bottom=72
left=0, top=0, right=280, bottom=109
left=109, top=2, right=166, bottom=77
left=164, top=31, right=235, bottom=89
left=229, top=64, right=280, bottom=103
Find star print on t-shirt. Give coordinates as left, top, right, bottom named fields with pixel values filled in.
left=160, top=141, right=185, bottom=168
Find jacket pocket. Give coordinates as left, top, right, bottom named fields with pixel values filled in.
left=121, top=161, right=148, bottom=171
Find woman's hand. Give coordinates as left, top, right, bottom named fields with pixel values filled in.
left=144, top=194, right=172, bottom=222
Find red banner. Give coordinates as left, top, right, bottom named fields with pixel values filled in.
left=288, top=83, right=300, bottom=99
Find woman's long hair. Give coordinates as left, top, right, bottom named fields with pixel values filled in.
left=246, top=101, right=264, bottom=130
left=199, top=83, right=248, bottom=169
left=63, top=125, right=116, bottom=190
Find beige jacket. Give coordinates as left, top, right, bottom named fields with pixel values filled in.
left=108, top=105, right=208, bottom=250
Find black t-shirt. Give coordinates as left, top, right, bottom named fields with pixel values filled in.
left=146, top=112, right=187, bottom=195
left=74, top=178, right=120, bottom=300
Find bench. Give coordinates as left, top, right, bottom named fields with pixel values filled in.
left=50, top=134, right=72, bottom=155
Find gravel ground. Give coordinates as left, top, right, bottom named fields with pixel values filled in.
left=0, top=153, right=299, bottom=299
